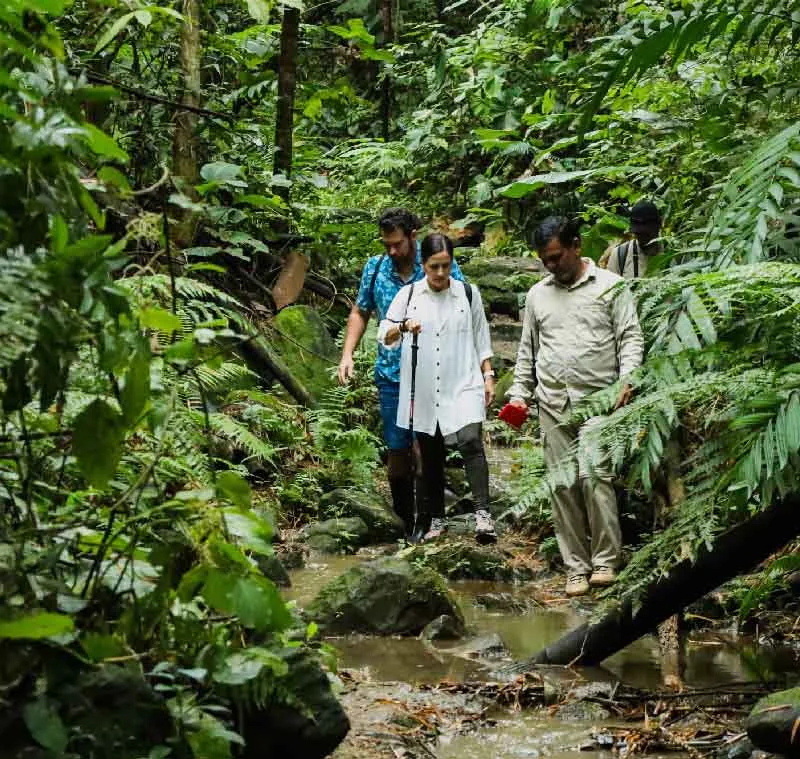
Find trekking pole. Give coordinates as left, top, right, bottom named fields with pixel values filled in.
left=408, top=330, right=420, bottom=542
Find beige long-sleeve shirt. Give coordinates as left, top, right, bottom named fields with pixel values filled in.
left=507, top=259, right=643, bottom=411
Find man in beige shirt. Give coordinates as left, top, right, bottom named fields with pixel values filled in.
left=507, top=217, right=643, bottom=596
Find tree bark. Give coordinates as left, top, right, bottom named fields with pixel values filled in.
left=380, top=0, right=393, bottom=141
left=237, top=337, right=313, bottom=408
left=528, top=494, right=800, bottom=667
left=172, top=0, right=202, bottom=247
left=274, top=7, right=300, bottom=206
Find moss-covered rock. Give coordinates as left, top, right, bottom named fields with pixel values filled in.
left=241, top=648, right=350, bottom=759
left=256, top=553, right=291, bottom=587
left=419, top=614, right=466, bottom=641
left=302, top=517, right=370, bottom=554
left=305, top=557, right=463, bottom=635
left=398, top=539, right=529, bottom=581
left=271, top=305, right=338, bottom=403
left=319, top=488, right=404, bottom=542
left=462, top=257, right=543, bottom=316
left=746, top=687, right=800, bottom=757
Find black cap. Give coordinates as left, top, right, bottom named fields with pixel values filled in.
left=630, top=199, right=661, bottom=224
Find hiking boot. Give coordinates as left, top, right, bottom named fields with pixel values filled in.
left=474, top=509, right=497, bottom=544
left=565, top=574, right=590, bottom=597
left=423, top=517, right=447, bottom=542
left=589, top=566, right=617, bottom=587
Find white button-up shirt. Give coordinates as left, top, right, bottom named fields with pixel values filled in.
left=378, top=277, right=493, bottom=436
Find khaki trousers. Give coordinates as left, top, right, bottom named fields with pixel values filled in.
left=539, top=403, right=622, bottom=575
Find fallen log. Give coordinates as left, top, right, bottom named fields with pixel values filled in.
left=236, top=336, right=314, bottom=408
left=514, top=494, right=800, bottom=669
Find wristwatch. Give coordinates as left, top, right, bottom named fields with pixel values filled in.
left=399, top=319, right=408, bottom=333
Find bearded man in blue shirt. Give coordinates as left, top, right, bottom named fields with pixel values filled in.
left=337, top=208, right=465, bottom=539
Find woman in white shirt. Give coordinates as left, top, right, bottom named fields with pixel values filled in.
left=378, top=234, right=497, bottom=544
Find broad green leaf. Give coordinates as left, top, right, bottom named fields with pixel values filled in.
left=73, top=399, right=124, bottom=488
left=202, top=570, right=291, bottom=631
left=94, top=11, right=137, bottom=53
left=98, top=166, right=132, bottom=194
left=23, top=698, right=67, bottom=754
left=139, top=307, right=182, bottom=333
left=81, top=123, right=129, bottom=162
left=223, top=508, right=272, bottom=554
left=120, top=347, right=151, bottom=425
left=216, top=471, right=252, bottom=509
left=327, top=18, right=374, bottom=45
left=0, top=612, right=74, bottom=639
left=134, top=9, right=152, bottom=25
left=185, top=246, right=223, bottom=257
left=80, top=632, right=127, bottom=662
left=246, top=0, right=273, bottom=23
left=50, top=214, right=68, bottom=253
left=499, top=167, right=640, bottom=199
left=200, top=161, right=245, bottom=183
left=26, top=0, right=66, bottom=13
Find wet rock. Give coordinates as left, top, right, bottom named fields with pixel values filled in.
left=242, top=648, right=349, bottom=759
left=419, top=614, right=466, bottom=641
left=303, top=517, right=370, bottom=554
left=59, top=666, right=174, bottom=758
left=715, top=735, right=756, bottom=759
left=554, top=699, right=612, bottom=722
left=319, top=488, right=403, bottom=542
left=277, top=542, right=306, bottom=570
left=446, top=633, right=511, bottom=661
left=256, top=553, right=291, bottom=587
left=746, top=687, right=800, bottom=757
left=397, top=540, right=528, bottom=582
left=271, top=305, right=338, bottom=403
left=473, top=592, right=529, bottom=613
left=305, top=557, right=462, bottom=635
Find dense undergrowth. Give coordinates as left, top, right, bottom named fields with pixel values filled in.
left=3, top=0, right=800, bottom=755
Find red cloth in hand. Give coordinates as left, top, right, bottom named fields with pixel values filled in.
left=498, top=402, right=528, bottom=429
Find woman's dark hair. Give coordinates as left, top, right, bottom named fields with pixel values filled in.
left=533, top=216, right=581, bottom=252
left=420, top=233, right=454, bottom=263
left=378, top=207, right=421, bottom=237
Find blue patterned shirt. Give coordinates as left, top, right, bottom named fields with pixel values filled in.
left=356, top=247, right=465, bottom=383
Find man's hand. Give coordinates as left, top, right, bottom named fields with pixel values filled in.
left=484, top=377, right=496, bottom=407
left=338, top=354, right=355, bottom=384
left=614, top=383, right=633, bottom=410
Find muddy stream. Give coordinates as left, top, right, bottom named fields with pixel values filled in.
left=287, top=444, right=796, bottom=758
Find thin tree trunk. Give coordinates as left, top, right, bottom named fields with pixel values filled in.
left=274, top=7, right=300, bottom=206
left=172, top=0, right=201, bottom=247
left=523, top=493, right=800, bottom=668
left=380, top=0, right=392, bottom=141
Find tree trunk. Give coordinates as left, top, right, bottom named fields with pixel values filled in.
left=172, top=0, right=202, bottom=247
left=528, top=494, right=800, bottom=667
left=237, top=337, right=313, bottom=408
left=274, top=7, right=300, bottom=205
left=380, top=0, right=393, bottom=142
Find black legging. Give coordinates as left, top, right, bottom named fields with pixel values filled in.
left=417, top=422, right=490, bottom=519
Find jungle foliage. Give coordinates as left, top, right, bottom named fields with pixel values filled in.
left=3, top=0, right=800, bottom=754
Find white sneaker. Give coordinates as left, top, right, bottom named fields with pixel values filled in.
left=423, top=517, right=447, bottom=542
left=474, top=509, right=497, bottom=544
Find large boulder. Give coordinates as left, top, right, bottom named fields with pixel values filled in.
left=461, top=257, right=543, bottom=316
left=270, top=305, right=338, bottom=402
left=305, top=557, right=463, bottom=635
left=242, top=648, right=350, bottom=759
left=319, top=488, right=404, bottom=542
left=746, top=687, right=800, bottom=757
left=302, top=517, right=370, bottom=554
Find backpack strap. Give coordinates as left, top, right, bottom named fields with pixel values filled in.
left=616, top=243, right=627, bottom=276
left=367, top=252, right=387, bottom=310
left=464, top=282, right=473, bottom=307
left=406, top=281, right=415, bottom=311
left=632, top=241, right=639, bottom=278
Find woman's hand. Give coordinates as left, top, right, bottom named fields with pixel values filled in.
left=404, top=319, right=422, bottom=335
left=484, top=376, right=496, bottom=407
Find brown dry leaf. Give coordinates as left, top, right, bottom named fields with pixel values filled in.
left=791, top=715, right=800, bottom=745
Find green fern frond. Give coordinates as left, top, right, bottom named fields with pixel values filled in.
left=209, top=412, right=280, bottom=466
